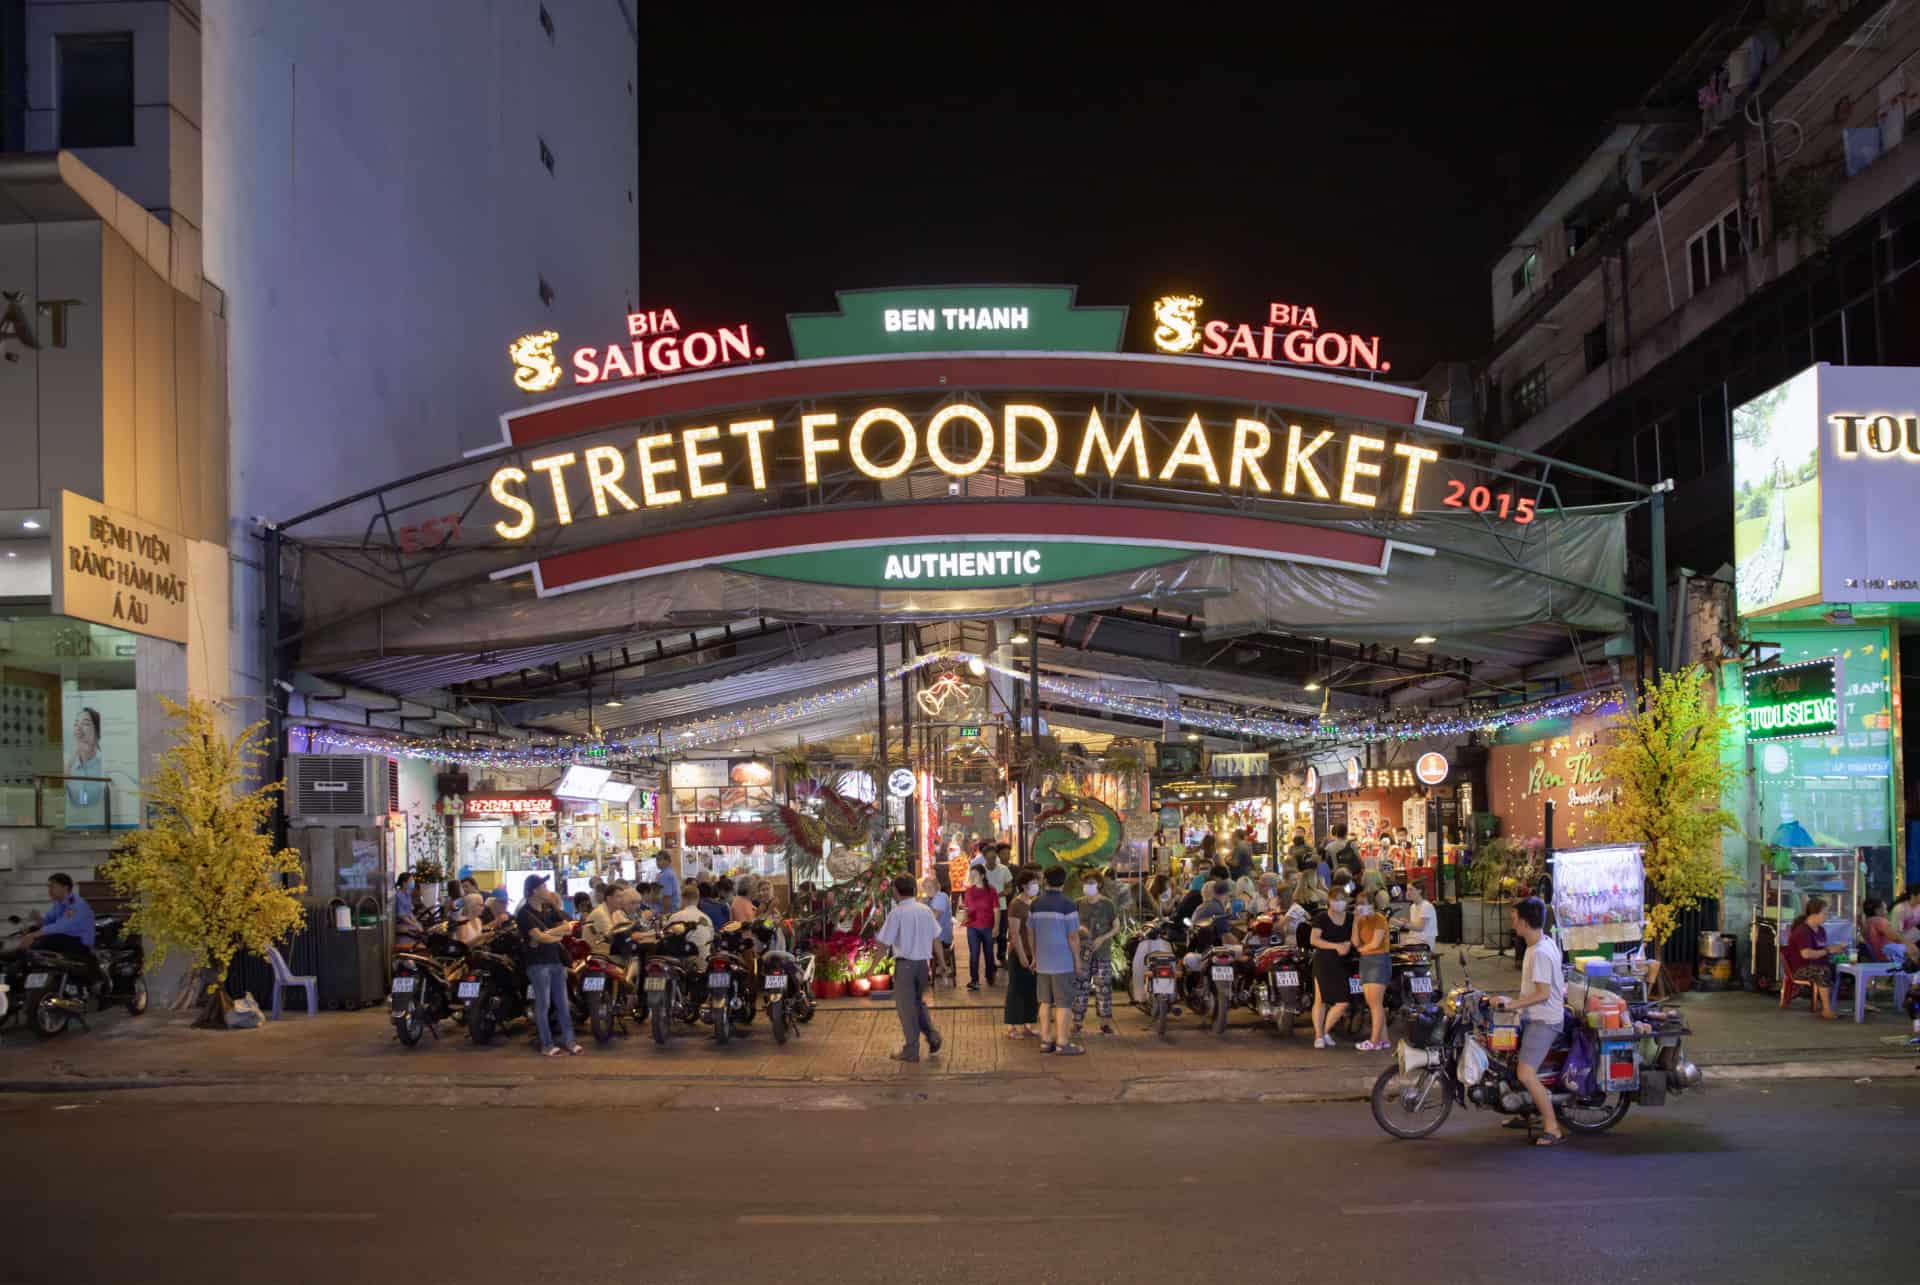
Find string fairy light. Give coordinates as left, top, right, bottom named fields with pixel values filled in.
left=299, top=648, right=1621, bottom=767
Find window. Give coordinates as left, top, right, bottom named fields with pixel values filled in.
left=1583, top=323, right=1609, bottom=372
left=1686, top=205, right=1751, bottom=297
left=539, top=4, right=555, bottom=39
left=538, top=275, right=556, bottom=308
left=1511, top=363, right=1549, bottom=421
left=1509, top=251, right=1539, bottom=299
left=57, top=33, right=134, bottom=149
left=539, top=138, right=555, bottom=174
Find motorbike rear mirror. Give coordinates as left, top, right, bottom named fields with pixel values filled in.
left=1458, top=949, right=1468, bottom=968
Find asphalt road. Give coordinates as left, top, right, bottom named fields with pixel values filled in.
left=7, top=1080, right=1914, bottom=1283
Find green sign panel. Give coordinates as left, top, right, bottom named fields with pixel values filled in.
left=959, top=726, right=981, bottom=738
left=787, top=285, right=1127, bottom=358
left=1743, top=657, right=1840, bottom=741
left=727, top=540, right=1182, bottom=589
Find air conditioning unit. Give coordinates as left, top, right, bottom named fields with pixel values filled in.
left=286, top=753, right=393, bottom=823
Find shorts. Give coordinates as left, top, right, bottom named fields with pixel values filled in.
left=1358, top=953, right=1391, bottom=986
left=1036, top=971, right=1076, bottom=1007
left=1518, top=1017, right=1562, bottom=1070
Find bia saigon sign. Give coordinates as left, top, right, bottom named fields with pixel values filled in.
left=509, top=308, right=764, bottom=394
left=485, top=400, right=1441, bottom=541
left=1150, top=294, right=1391, bottom=374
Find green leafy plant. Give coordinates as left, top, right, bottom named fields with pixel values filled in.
left=1593, top=666, right=1741, bottom=945
left=101, top=698, right=307, bottom=1024
left=1773, top=165, right=1832, bottom=253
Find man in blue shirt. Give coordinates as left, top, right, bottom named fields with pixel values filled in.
left=697, top=882, right=729, bottom=932
left=1028, top=866, right=1083, bottom=1056
left=26, top=872, right=95, bottom=960
left=655, top=859, right=681, bottom=915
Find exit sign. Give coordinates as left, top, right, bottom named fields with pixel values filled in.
left=1744, top=657, right=1839, bottom=742
left=959, top=726, right=981, bottom=738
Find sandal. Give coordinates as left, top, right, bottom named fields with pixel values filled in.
left=1055, top=1044, right=1087, bottom=1056
left=543, top=1046, right=564, bottom=1057
left=1534, top=1133, right=1565, bottom=1147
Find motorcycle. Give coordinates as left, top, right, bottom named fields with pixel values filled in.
left=579, top=924, right=648, bottom=1045
left=1250, top=914, right=1312, bottom=1037
left=1124, top=915, right=1185, bottom=1040
left=391, top=922, right=468, bottom=1046
left=1368, top=949, right=1701, bottom=1140
left=457, top=923, right=529, bottom=1045
left=752, top=917, right=815, bottom=1045
left=5, top=913, right=146, bottom=1038
left=643, top=920, right=707, bottom=1046
left=704, top=920, right=761, bottom=1044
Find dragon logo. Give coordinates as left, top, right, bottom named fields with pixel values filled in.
left=509, top=329, right=563, bottom=393
left=1151, top=294, right=1204, bottom=354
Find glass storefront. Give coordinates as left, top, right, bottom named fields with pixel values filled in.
left=0, top=613, right=141, bottom=829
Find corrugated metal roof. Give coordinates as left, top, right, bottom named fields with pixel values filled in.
left=319, top=632, right=644, bottom=695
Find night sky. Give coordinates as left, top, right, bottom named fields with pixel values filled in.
left=639, top=2, right=1719, bottom=377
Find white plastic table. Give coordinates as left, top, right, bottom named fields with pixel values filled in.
left=1836, top=960, right=1911, bottom=1023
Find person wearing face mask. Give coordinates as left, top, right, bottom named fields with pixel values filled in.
left=1072, top=870, right=1119, bottom=1038
left=1002, top=868, right=1041, bottom=1040
left=1309, top=885, right=1355, bottom=1049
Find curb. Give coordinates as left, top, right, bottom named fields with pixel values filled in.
left=1, top=1054, right=1911, bottom=1110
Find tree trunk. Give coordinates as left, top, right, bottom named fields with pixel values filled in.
left=170, top=966, right=222, bottom=1017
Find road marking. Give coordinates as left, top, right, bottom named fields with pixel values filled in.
left=169, top=1212, right=377, bottom=1224
left=738, top=1214, right=941, bottom=1226
left=1342, top=1196, right=1693, bottom=1216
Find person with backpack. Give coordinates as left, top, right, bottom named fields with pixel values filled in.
left=1321, top=825, right=1356, bottom=887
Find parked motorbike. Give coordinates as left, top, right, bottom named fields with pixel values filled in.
left=704, top=920, right=761, bottom=1044
left=579, top=924, right=648, bottom=1045
left=644, top=920, right=707, bottom=1046
left=1125, top=916, right=1186, bottom=1040
left=752, top=918, right=815, bottom=1044
left=458, top=924, right=528, bottom=1045
left=4, top=913, right=146, bottom=1037
left=1368, top=949, right=1701, bottom=1140
left=391, top=925, right=468, bottom=1046
left=1250, top=915, right=1312, bottom=1037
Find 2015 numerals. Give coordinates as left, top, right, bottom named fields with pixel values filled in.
left=1442, top=480, right=1536, bottom=524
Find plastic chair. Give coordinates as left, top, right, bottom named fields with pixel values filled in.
left=1778, top=946, right=1817, bottom=1010
left=266, top=945, right=318, bottom=1019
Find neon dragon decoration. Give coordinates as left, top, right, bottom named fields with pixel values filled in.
left=762, top=776, right=883, bottom=880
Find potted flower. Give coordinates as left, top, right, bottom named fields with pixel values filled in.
left=814, top=952, right=850, bottom=999
left=853, top=943, right=893, bottom=993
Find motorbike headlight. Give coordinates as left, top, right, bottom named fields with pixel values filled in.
left=1441, top=991, right=1459, bottom=1017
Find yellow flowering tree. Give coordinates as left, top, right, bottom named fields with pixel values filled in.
left=101, top=698, right=306, bottom=1020
left=1594, top=666, right=1740, bottom=946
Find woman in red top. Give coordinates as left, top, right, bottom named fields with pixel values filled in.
left=1784, top=897, right=1839, bottom=1020
left=1862, top=898, right=1917, bottom=965
left=961, top=867, right=1000, bottom=992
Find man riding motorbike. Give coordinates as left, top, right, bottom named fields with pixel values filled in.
left=1488, top=896, right=1566, bottom=1147
left=20, top=873, right=95, bottom=962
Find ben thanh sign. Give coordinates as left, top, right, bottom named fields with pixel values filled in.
left=51, top=491, right=189, bottom=644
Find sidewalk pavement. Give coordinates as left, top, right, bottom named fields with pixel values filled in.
left=2, top=949, right=1912, bottom=1110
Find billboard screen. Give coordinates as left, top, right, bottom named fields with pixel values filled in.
left=1732, top=366, right=1821, bottom=616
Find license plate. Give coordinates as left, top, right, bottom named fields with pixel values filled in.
left=708, top=973, right=730, bottom=990
left=645, top=976, right=668, bottom=992
left=1409, top=975, right=1433, bottom=993
left=390, top=976, right=416, bottom=994
left=457, top=981, right=480, bottom=999
left=1210, top=965, right=1234, bottom=981
left=582, top=976, right=606, bottom=992
left=763, top=973, right=786, bottom=991
left=1274, top=970, right=1299, bottom=988
left=1348, top=976, right=1363, bottom=994
left=1151, top=977, right=1175, bottom=995
left=25, top=972, right=48, bottom=988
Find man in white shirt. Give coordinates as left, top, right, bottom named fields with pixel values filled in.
left=665, top=886, right=715, bottom=964
left=876, top=874, right=943, bottom=1063
left=1492, top=896, right=1566, bottom=1146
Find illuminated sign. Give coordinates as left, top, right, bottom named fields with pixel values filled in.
left=463, top=792, right=557, bottom=818
left=509, top=308, right=763, bottom=395
left=789, top=285, right=1127, bottom=358
left=731, top=541, right=1180, bottom=589
left=1415, top=752, right=1450, bottom=785
left=1151, top=295, right=1390, bottom=374
left=1363, top=767, right=1417, bottom=789
left=484, top=399, right=1441, bottom=540
left=1829, top=411, right=1920, bottom=460
left=1744, top=658, right=1840, bottom=742
left=887, top=767, right=916, bottom=798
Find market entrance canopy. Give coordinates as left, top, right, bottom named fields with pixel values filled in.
left=272, top=291, right=1653, bottom=686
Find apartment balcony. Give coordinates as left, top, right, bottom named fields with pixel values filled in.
left=1500, top=132, right=1920, bottom=461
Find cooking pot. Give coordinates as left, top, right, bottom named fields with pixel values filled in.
left=1697, top=931, right=1735, bottom=960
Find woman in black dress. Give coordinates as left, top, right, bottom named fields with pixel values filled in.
left=1309, top=889, right=1355, bottom=1049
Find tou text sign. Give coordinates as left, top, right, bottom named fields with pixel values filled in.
left=52, top=491, right=188, bottom=644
